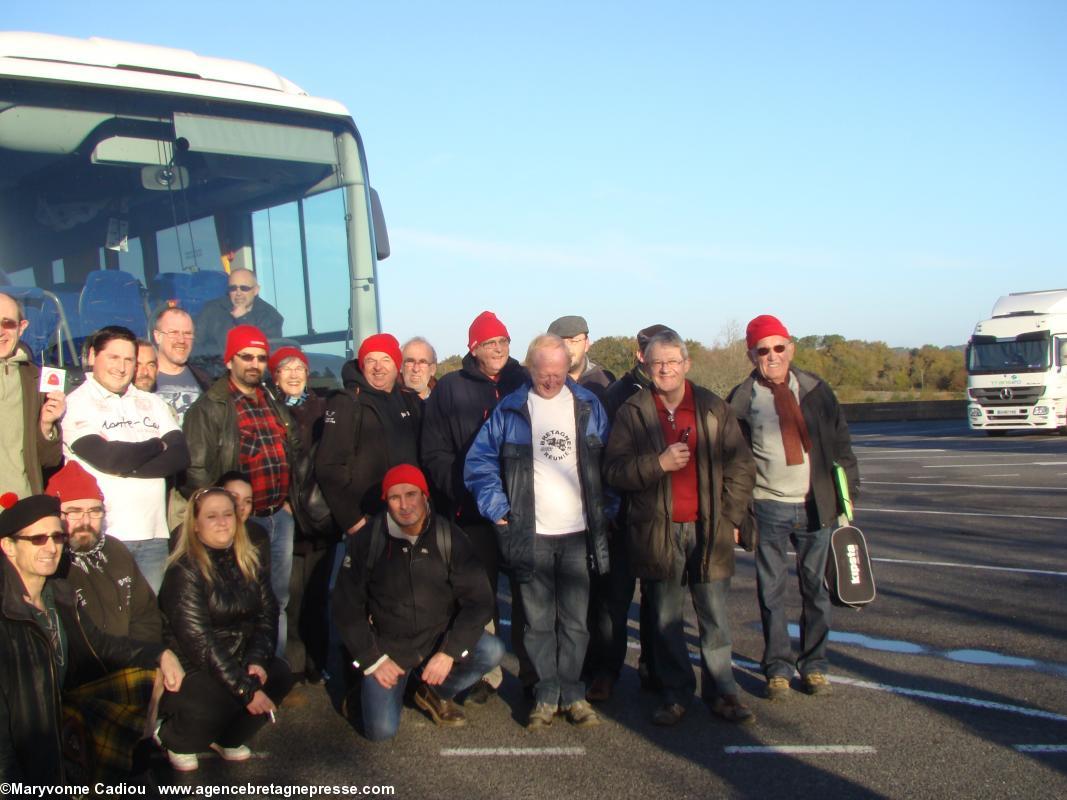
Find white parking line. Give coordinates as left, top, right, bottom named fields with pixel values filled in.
left=871, top=556, right=1067, bottom=578
left=829, top=676, right=1067, bottom=722
left=441, top=747, right=586, bottom=757
left=724, top=745, right=876, bottom=755
left=859, top=507, right=1067, bottom=521
left=923, top=461, right=1067, bottom=469
left=865, top=481, right=1067, bottom=491
left=1013, top=745, right=1067, bottom=753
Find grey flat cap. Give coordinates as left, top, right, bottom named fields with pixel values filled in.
left=548, top=315, right=589, bottom=338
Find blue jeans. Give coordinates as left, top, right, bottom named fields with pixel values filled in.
left=361, top=633, right=505, bottom=741
left=126, top=538, right=170, bottom=594
left=519, top=532, right=591, bottom=707
left=754, top=499, right=833, bottom=679
left=646, top=522, right=737, bottom=705
left=252, top=508, right=295, bottom=659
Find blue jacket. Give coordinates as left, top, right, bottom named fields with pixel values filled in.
left=464, top=380, right=618, bottom=580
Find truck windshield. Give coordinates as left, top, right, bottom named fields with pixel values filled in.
left=968, top=337, right=1050, bottom=374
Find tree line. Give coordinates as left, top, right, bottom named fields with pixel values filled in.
left=438, top=326, right=966, bottom=403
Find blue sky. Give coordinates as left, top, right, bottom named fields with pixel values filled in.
left=10, top=1, right=1067, bottom=357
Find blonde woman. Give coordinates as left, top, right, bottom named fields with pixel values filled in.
left=156, top=486, right=290, bottom=771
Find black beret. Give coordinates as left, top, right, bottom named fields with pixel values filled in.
left=0, top=493, right=62, bottom=539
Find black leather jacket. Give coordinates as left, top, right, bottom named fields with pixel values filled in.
left=158, top=543, right=277, bottom=705
left=0, top=559, right=163, bottom=783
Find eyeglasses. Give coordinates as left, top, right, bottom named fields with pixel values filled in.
left=156, top=328, right=194, bottom=340
left=61, top=507, right=105, bottom=521
left=477, top=337, right=510, bottom=351
left=755, top=344, right=788, bottom=357
left=649, top=359, right=684, bottom=370
left=11, top=532, right=70, bottom=546
left=277, top=364, right=307, bottom=374
left=1, top=317, right=20, bottom=330
left=228, top=284, right=255, bottom=293
left=403, top=358, right=434, bottom=367
left=234, top=352, right=268, bottom=364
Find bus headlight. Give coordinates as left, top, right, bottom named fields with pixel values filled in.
left=969, top=406, right=983, bottom=418
left=1033, top=406, right=1049, bottom=415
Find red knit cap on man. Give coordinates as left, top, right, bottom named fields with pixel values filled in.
left=45, top=461, right=104, bottom=504
left=468, top=311, right=510, bottom=352
left=745, top=315, right=791, bottom=349
left=357, top=333, right=403, bottom=372
left=380, top=464, right=430, bottom=499
left=224, top=324, right=270, bottom=363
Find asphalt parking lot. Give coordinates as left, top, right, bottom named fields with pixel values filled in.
left=143, top=420, right=1066, bottom=799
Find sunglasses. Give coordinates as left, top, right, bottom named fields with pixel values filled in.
left=234, top=353, right=268, bottom=364
left=1, top=317, right=20, bottom=330
left=228, top=284, right=255, bottom=293
left=755, top=344, right=788, bottom=357
left=12, top=532, right=70, bottom=546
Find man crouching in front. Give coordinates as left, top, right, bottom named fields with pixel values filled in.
left=331, top=464, right=504, bottom=741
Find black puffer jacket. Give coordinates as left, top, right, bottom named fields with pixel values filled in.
left=420, top=353, right=526, bottom=524
left=0, top=559, right=163, bottom=783
left=158, top=543, right=277, bottom=705
left=315, top=364, right=422, bottom=532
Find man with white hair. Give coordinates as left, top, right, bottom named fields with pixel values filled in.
left=465, top=334, right=617, bottom=730
left=401, top=336, right=438, bottom=400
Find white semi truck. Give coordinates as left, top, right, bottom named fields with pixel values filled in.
left=967, top=289, right=1067, bottom=435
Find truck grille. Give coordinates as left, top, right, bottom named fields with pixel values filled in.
left=968, top=386, right=1044, bottom=405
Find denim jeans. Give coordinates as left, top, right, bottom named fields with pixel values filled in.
left=754, top=498, right=833, bottom=679
left=519, top=532, right=591, bottom=707
left=252, top=507, right=295, bottom=659
left=125, top=538, right=170, bottom=594
left=646, top=522, right=737, bottom=705
left=585, top=530, right=636, bottom=681
left=360, top=633, right=505, bottom=741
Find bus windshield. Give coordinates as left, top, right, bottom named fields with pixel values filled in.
left=0, top=34, right=386, bottom=387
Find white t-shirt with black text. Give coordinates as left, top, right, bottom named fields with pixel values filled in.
left=527, top=385, right=586, bottom=536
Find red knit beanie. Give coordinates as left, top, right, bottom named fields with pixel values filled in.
left=745, top=315, right=791, bottom=349
left=380, top=464, right=430, bottom=499
left=268, top=346, right=308, bottom=375
left=45, top=461, right=104, bottom=503
left=357, top=333, right=402, bottom=372
left=224, top=325, right=270, bottom=363
left=468, top=311, right=510, bottom=352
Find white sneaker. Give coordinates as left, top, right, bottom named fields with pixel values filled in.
left=167, top=750, right=199, bottom=771
left=210, top=742, right=252, bottom=761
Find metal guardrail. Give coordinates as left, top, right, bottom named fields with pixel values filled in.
left=841, top=400, right=967, bottom=422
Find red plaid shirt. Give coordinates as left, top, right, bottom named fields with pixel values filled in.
left=231, top=381, right=290, bottom=514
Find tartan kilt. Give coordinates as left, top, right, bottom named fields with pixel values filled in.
left=62, top=666, right=157, bottom=778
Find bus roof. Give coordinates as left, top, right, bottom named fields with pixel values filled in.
left=0, top=31, right=353, bottom=119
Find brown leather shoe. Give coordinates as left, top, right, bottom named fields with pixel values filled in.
left=710, top=694, right=756, bottom=725
left=651, top=702, right=686, bottom=726
left=414, top=684, right=467, bottom=727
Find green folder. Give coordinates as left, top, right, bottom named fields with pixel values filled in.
left=833, top=462, right=853, bottom=522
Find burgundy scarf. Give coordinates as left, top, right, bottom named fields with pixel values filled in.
left=758, top=376, right=812, bottom=466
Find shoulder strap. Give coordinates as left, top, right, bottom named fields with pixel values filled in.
left=434, top=516, right=452, bottom=574
left=364, top=519, right=386, bottom=576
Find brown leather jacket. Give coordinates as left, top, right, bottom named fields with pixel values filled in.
left=604, top=381, right=755, bottom=582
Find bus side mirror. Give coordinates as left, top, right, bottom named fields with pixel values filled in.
left=370, top=188, right=390, bottom=261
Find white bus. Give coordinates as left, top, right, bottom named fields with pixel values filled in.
left=0, top=31, right=388, bottom=383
